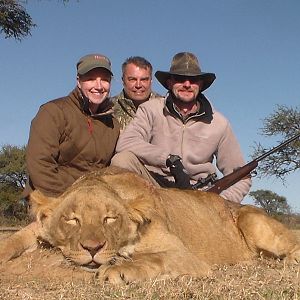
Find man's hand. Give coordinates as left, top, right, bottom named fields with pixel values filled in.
left=166, top=155, right=191, bottom=189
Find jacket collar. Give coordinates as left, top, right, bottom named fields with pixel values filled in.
left=70, top=87, right=114, bottom=118
left=117, top=90, right=137, bottom=117
left=165, top=92, right=213, bottom=123
left=116, top=89, right=162, bottom=118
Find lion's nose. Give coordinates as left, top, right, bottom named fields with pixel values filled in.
left=81, top=240, right=106, bottom=257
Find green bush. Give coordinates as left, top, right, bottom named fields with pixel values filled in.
left=0, top=183, right=29, bottom=226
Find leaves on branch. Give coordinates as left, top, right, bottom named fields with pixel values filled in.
left=0, top=0, right=36, bottom=40
left=252, top=105, right=300, bottom=181
left=0, top=0, right=70, bottom=40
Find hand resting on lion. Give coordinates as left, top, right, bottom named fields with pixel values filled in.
left=0, top=167, right=299, bottom=284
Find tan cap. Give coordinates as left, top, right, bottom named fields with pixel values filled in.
left=77, top=54, right=113, bottom=76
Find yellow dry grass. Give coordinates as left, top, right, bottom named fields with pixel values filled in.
left=0, top=230, right=299, bottom=300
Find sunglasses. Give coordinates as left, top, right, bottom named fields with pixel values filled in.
left=171, top=75, right=200, bottom=84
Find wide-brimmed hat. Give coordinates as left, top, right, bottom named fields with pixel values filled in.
left=155, top=52, right=216, bottom=92
left=77, top=53, right=113, bottom=76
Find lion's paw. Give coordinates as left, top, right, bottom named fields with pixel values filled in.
left=96, top=264, right=141, bottom=284
left=0, top=246, right=13, bottom=264
left=285, top=248, right=300, bottom=264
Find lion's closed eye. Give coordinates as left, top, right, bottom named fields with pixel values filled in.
left=63, top=217, right=80, bottom=226
left=103, top=216, right=117, bottom=225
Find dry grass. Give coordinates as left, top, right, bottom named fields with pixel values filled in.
left=0, top=253, right=300, bottom=299
left=0, top=260, right=299, bottom=300
left=0, top=230, right=299, bottom=300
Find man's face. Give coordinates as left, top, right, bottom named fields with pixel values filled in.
left=77, top=68, right=111, bottom=109
left=167, top=76, right=203, bottom=103
left=122, top=63, right=152, bottom=103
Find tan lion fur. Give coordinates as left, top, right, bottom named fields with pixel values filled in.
left=0, top=167, right=299, bottom=284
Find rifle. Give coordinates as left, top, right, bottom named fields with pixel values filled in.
left=192, top=132, right=300, bottom=194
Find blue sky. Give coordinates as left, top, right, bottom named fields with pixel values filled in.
left=1, top=0, right=299, bottom=210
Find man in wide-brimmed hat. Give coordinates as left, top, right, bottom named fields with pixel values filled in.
left=111, top=52, right=251, bottom=203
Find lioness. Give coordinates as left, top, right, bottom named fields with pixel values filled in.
left=0, top=167, right=299, bottom=284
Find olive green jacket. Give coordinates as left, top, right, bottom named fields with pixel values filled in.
left=111, top=90, right=163, bottom=130
left=25, top=88, right=120, bottom=197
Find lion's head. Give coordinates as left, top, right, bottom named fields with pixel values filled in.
left=30, top=171, right=153, bottom=270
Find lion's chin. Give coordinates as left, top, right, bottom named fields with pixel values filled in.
left=80, top=262, right=101, bottom=272
left=64, top=255, right=102, bottom=271
left=78, top=256, right=120, bottom=272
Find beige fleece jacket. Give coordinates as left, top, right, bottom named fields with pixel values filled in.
left=116, top=94, right=251, bottom=203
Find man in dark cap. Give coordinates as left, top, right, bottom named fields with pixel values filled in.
left=24, top=53, right=120, bottom=198
left=111, top=52, right=251, bottom=203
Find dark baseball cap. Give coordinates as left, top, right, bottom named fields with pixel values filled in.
left=76, top=54, right=113, bottom=76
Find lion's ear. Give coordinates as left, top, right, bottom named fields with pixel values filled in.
left=125, top=197, right=153, bottom=226
left=29, top=190, right=59, bottom=223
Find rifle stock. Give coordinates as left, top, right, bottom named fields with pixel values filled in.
left=207, top=161, right=257, bottom=194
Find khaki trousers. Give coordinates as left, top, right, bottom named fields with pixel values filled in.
left=111, top=151, right=160, bottom=187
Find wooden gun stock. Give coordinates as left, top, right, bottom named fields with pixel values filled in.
left=207, top=161, right=257, bottom=194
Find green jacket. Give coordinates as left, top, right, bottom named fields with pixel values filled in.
left=25, top=88, right=120, bottom=197
left=111, top=90, right=163, bottom=129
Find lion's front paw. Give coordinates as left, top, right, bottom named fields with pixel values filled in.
left=96, top=265, right=126, bottom=284
left=285, top=247, right=300, bottom=264
left=96, top=264, right=142, bottom=284
left=0, top=246, right=14, bottom=264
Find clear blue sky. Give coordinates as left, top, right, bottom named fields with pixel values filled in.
left=1, top=0, right=299, bottom=210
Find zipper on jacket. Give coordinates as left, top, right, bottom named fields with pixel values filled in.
left=87, top=118, right=93, bottom=134
left=181, top=123, right=185, bottom=159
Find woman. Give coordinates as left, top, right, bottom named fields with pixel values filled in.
left=24, top=54, right=120, bottom=198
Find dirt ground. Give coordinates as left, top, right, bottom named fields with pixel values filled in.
left=0, top=230, right=299, bottom=299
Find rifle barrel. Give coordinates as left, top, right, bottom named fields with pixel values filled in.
left=255, top=132, right=300, bottom=162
